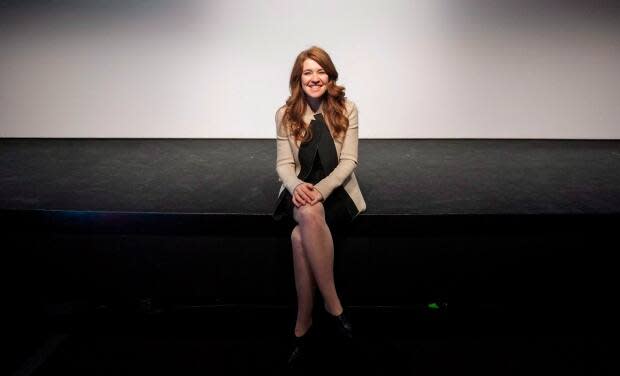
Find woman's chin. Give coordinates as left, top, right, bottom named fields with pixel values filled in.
left=305, top=92, right=325, bottom=99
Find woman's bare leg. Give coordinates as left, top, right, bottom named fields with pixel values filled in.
left=291, top=225, right=316, bottom=337
left=293, top=203, right=344, bottom=317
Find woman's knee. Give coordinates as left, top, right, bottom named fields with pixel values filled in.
left=293, top=203, right=325, bottom=225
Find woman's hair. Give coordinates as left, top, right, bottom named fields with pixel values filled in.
left=281, top=45, right=350, bottom=144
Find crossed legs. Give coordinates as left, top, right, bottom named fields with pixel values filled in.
left=291, top=202, right=343, bottom=337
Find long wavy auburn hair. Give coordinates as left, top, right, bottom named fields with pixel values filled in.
left=280, top=46, right=350, bottom=144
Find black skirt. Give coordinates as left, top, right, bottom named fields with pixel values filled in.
left=272, top=114, right=357, bottom=236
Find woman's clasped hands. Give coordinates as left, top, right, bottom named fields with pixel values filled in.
left=292, top=182, right=323, bottom=208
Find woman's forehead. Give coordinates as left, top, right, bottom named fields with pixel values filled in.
left=303, top=59, right=323, bottom=70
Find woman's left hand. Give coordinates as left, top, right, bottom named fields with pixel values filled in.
left=308, top=188, right=324, bottom=205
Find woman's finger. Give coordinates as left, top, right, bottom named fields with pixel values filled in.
left=309, top=191, right=321, bottom=205
left=300, top=186, right=314, bottom=202
left=293, top=192, right=304, bottom=206
left=294, top=185, right=308, bottom=203
left=295, top=189, right=307, bottom=204
left=308, top=194, right=318, bottom=205
left=292, top=192, right=299, bottom=206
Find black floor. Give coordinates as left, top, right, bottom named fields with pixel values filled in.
left=11, top=302, right=613, bottom=376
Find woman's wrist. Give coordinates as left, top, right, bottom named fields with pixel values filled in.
left=313, top=187, right=324, bottom=201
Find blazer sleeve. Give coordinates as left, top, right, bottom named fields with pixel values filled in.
left=275, top=107, right=304, bottom=195
left=313, top=101, right=359, bottom=201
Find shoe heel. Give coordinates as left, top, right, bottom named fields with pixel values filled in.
left=335, top=311, right=353, bottom=339
left=287, top=325, right=314, bottom=367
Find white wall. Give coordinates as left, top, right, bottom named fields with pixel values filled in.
left=1, top=0, right=618, bottom=139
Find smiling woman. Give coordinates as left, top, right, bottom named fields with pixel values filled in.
left=271, top=45, right=366, bottom=369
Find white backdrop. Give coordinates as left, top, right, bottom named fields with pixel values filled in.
left=1, top=0, right=618, bottom=139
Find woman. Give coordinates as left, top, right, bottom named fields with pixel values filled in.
left=272, top=46, right=367, bottom=366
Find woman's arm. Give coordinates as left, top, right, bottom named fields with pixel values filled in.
left=313, top=101, right=359, bottom=201
left=275, top=107, right=304, bottom=195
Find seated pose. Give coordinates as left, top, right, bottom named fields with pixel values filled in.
left=272, top=45, right=367, bottom=367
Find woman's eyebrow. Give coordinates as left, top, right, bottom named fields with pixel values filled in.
left=303, top=68, right=325, bottom=72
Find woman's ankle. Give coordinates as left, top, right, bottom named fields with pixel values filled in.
left=294, top=318, right=313, bottom=337
left=323, top=302, right=343, bottom=317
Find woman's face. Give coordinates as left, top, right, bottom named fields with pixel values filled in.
left=301, top=58, right=329, bottom=99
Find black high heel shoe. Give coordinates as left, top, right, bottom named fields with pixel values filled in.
left=287, top=324, right=315, bottom=368
left=324, top=304, right=353, bottom=340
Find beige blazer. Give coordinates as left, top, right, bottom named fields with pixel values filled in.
left=275, top=98, right=367, bottom=218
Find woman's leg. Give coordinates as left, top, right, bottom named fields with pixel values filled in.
left=291, top=225, right=316, bottom=337
left=293, top=203, right=344, bottom=317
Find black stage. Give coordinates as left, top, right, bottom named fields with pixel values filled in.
left=2, top=138, right=619, bottom=302
left=2, top=138, right=620, bottom=215
left=2, top=138, right=618, bottom=375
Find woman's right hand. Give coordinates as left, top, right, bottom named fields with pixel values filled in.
left=292, top=182, right=316, bottom=208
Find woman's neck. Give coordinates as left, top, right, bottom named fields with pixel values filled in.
left=306, top=96, right=323, bottom=113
